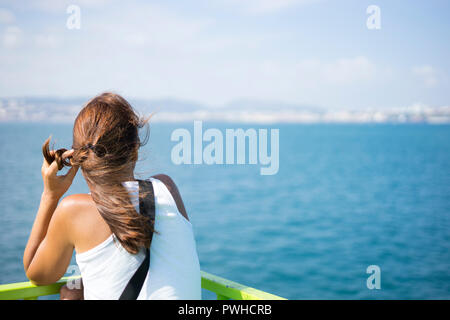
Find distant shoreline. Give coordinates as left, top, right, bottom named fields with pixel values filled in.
left=1, top=119, right=450, bottom=125
left=1, top=97, right=449, bottom=124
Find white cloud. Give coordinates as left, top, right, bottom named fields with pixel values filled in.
left=154, top=56, right=378, bottom=106
left=34, top=34, right=59, bottom=48
left=216, top=0, right=320, bottom=14
left=86, top=3, right=212, bottom=50
left=295, top=56, right=376, bottom=85
left=2, top=26, right=22, bottom=48
left=0, top=8, right=15, bottom=24
left=412, top=65, right=438, bottom=87
left=6, top=0, right=112, bottom=12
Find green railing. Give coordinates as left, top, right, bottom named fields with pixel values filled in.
left=0, top=271, right=286, bottom=300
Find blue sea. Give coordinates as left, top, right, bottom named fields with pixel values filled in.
left=0, top=123, right=449, bottom=299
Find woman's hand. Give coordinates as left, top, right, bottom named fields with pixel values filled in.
left=41, top=149, right=79, bottom=200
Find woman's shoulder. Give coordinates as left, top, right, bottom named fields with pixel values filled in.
left=56, top=193, right=99, bottom=231
left=58, top=193, right=95, bottom=212
left=57, top=193, right=112, bottom=250
left=151, top=174, right=189, bottom=221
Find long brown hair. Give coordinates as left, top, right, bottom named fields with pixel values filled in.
left=42, top=92, right=153, bottom=254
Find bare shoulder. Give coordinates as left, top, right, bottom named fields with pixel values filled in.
left=55, top=194, right=97, bottom=230
left=152, top=174, right=189, bottom=221
left=55, top=193, right=110, bottom=249
left=60, top=193, right=94, bottom=204
left=58, top=193, right=95, bottom=214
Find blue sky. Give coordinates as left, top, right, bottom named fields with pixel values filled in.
left=0, top=0, right=449, bottom=110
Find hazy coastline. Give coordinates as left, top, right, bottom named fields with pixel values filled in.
left=1, top=97, right=449, bottom=124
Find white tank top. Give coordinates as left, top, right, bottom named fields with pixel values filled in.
left=75, top=177, right=202, bottom=300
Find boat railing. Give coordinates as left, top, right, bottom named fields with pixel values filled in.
left=0, top=271, right=286, bottom=300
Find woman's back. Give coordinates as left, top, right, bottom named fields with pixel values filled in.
left=75, top=177, right=201, bottom=299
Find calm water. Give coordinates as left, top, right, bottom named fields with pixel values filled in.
left=0, top=123, right=449, bottom=299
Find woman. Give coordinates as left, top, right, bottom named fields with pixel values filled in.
left=23, top=92, right=201, bottom=299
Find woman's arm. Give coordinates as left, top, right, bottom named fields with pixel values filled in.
left=23, top=192, right=61, bottom=272
left=23, top=149, right=79, bottom=285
